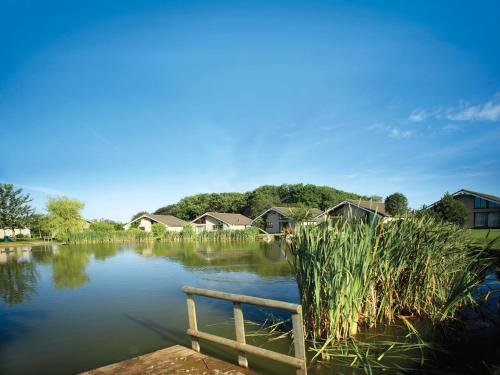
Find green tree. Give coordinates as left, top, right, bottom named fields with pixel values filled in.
left=384, top=193, right=408, bottom=216
left=152, top=222, right=167, bottom=238
left=0, top=183, right=33, bottom=235
left=431, top=193, right=469, bottom=226
left=90, top=220, right=115, bottom=232
left=47, top=197, right=85, bottom=240
left=27, top=214, right=51, bottom=238
left=131, top=211, right=148, bottom=222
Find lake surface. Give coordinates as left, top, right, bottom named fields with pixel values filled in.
left=0, top=242, right=498, bottom=375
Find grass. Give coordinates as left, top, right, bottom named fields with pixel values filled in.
left=289, top=214, right=490, bottom=344
left=465, top=228, right=500, bottom=251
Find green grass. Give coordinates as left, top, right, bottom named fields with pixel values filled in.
left=465, top=228, right=500, bottom=250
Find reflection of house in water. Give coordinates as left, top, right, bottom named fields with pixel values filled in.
left=195, top=245, right=216, bottom=261
left=0, top=247, right=32, bottom=263
left=141, top=245, right=154, bottom=257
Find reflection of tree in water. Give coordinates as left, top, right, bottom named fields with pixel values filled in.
left=52, top=247, right=90, bottom=288
left=92, top=244, right=118, bottom=261
left=0, top=259, right=38, bottom=305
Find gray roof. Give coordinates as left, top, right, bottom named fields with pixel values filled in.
left=147, top=214, right=186, bottom=227
left=454, top=189, right=500, bottom=204
left=269, top=206, right=324, bottom=219
left=203, top=212, right=252, bottom=226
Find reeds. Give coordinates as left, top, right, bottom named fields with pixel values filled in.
left=289, top=214, right=488, bottom=343
left=68, top=227, right=259, bottom=243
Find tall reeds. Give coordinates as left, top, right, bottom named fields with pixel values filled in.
left=289, top=214, right=488, bottom=343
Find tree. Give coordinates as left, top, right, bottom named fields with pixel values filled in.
left=0, top=183, right=33, bottom=235
left=90, top=220, right=115, bottom=232
left=384, top=193, right=408, bottom=216
left=431, top=193, right=468, bottom=226
left=152, top=223, right=167, bottom=238
left=46, top=197, right=85, bottom=240
left=27, top=214, right=51, bottom=238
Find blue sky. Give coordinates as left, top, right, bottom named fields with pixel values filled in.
left=1, top=0, right=499, bottom=222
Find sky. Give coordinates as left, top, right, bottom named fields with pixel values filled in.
left=1, top=0, right=499, bottom=222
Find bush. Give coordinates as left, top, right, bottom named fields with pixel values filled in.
left=152, top=223, right=167, bottom=238
left=384, top=192, right=408, bottom=216
left=431, top=193, right=469, bottom=226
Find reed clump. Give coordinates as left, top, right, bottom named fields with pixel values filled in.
left=289, top=214, right=488, bottom=343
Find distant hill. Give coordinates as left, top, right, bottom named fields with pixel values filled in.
left=153, top=183, right=379, bottom=221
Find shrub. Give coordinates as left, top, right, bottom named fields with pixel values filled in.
left=431, top=193, right=469, bottom=226
left=384, top=192, right=408, bottom=216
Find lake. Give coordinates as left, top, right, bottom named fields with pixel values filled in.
left=0, top=242, right=498, bottom=374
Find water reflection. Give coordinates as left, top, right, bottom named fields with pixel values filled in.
left=0, top=248, right=37, bottom=305
left=0, top=242, right=290, bottom=305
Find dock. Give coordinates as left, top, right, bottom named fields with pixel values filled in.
left=81, top=345, right=260, bottom=374
left=82, top=287, right=307, bottom=374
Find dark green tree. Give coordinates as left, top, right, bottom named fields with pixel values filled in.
left=384, top=193, right=408, bottom=216
left=0, top=183, right=33, bottom=235
left=431, top=193, right=468, bottom=226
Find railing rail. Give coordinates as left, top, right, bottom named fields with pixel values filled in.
left=182, top=286, right=307, bottom=375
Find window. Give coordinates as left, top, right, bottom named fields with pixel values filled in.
left=488, top=212, right=500, bottom=228
left=474, top=213, right=488, bottom=227
left=266, top=222, right=274, bottom=228
left=474, top=196, right=500, bottom=208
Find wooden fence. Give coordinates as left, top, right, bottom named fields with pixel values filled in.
left=182, top=286, right=307, bottom=375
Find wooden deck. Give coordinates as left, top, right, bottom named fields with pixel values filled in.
left=80, top=345, right=260, bottom=375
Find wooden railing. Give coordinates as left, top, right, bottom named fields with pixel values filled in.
left=182, top=286, right=307, bottom=375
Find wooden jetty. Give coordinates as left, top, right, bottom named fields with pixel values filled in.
left=82, top=287, right=307, bottom=375
left=81, top=345, right=259, bottom=374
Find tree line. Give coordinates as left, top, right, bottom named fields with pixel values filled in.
left=150, top=183, right=381, bottom=221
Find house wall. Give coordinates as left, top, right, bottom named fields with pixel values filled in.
left=264, top=211, right=296, bottom=234
left=454, top=195, right=500, bottom=228
left=138, top=218, right=153, bottom=232
left=329, top=204, right=380, bottom=222
left=0, top=228, right=31, bottom=238
left=194, top=216, right=249, bottom=232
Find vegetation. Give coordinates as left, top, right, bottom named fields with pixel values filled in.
left=384, top=192, right=408, bottom=216
left=90, top=219, right=124, bottom=231
left=289, top=214, right=488, bottom=344
left=46, top=197, right=86, bottom=240
left=430, top=193, right=469, bottom=226
left=153, top=183, right=376, bottom=220
left=0, top=183, right=33, bottom=234
left=68, top=226, right=260, bottom=243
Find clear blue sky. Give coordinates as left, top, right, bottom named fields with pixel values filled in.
left=1, top=0, right=499, bottom=222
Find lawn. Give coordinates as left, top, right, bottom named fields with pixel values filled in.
left=465, top=228, right=500, bottom=251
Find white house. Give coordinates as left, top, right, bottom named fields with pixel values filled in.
left=124, top=214, right=186, bottom=232
left=191, top=212, right=252, bottom=233
left=0, top=228, right=31, bottom=239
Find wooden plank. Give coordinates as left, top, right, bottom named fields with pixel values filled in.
left=233, top=302, right=248, bottom=368
left=186, top=293, right=200, bottom=352
left=80, top=345, right=260, bottom=374
left=292, top=310, right=307, bottom=375
left=182, top=286, right=301, bottom=313
left=187, top=329, right=305, bottom=369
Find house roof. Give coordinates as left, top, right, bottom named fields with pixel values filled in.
left=192, top=212, right=252, bottom=226
left=452, top=189, right=500, bottom=204
left=252, top=206, right=324, bottom=223
left=324, top=200, right=389, bottom=217
left=142, top=214, right=186, bottom=227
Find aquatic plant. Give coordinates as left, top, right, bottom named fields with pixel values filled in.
left=289, top=214, right=489, bottom=343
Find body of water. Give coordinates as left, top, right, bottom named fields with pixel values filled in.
left=0, top=242, right=498, bottom=374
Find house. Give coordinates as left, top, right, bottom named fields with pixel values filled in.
left=318, top=200, right=391, bottom=223
left=431, top=189, right=500, bottom=228
left=124, top=214, right=186, bottom=232
left=191, top=212, right=252, bottom=233
left=0, top=228, right=31, bottom=239
left=252, top=207, right=324, bottom=234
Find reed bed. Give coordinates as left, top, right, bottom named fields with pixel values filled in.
left=289, top=214, right=489, bottom=344
left=68, top=227, right=259, bottom=243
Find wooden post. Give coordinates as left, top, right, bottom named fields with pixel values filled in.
left=292, top=307, right=307, bottom=375
left=186, top=293, right=200, bottom=352
left=233, top=302, right=248, bottom=368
